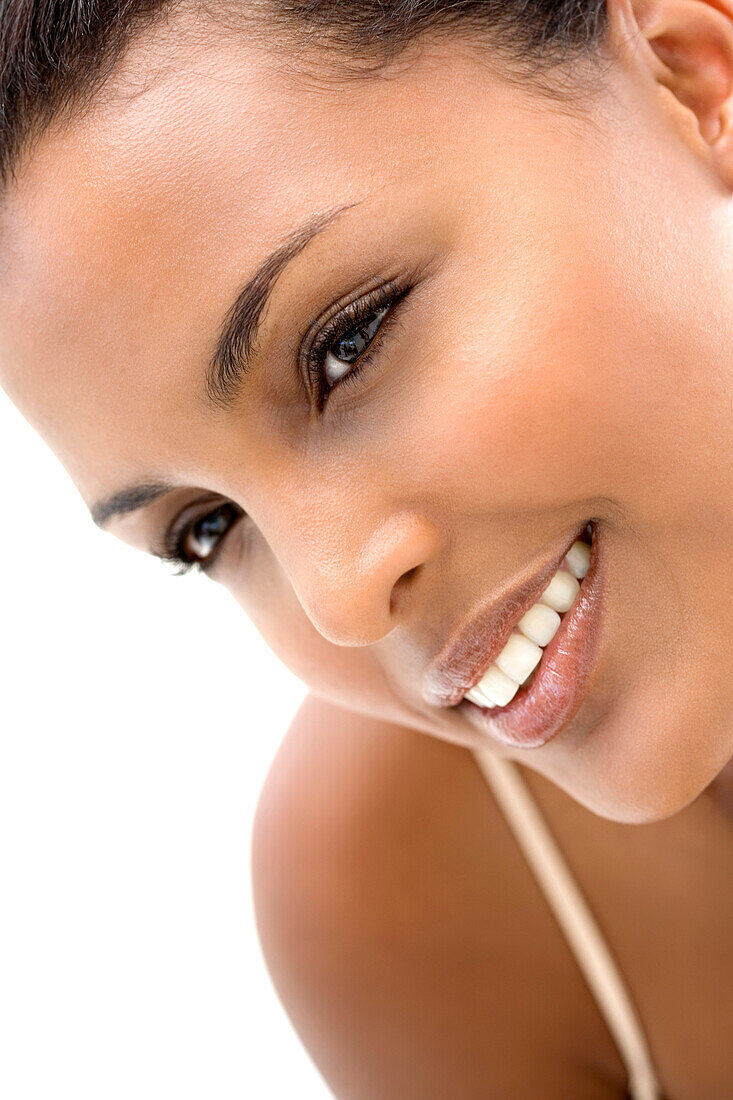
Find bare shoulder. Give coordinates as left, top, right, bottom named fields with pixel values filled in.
left=251, top=694, right=626, bottom=1099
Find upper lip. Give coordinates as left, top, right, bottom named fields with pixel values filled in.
left=422, top=521, right=591, bottom=709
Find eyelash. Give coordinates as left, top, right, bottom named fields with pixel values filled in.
left=161, top=279, right=409, bottom=575
left=159, top=501, right=245, bottom=577
left=300, top=277, right=410, bottom=410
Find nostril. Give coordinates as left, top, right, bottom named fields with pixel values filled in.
left=302, top=513, right=438, bottom=646
left=389, top=563, right=422, bottom=614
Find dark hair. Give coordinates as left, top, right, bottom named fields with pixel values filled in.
left=0, top=0, right=609, bottom=188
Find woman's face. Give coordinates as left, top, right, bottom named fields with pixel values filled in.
left=0, top=3, right=731, bottom=823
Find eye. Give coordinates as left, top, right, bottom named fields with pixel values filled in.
left=302, top=279, right=410, bottom=408
left=162, top=500, right=245, bottom=575
left=323, top=304, right=389, bottom=386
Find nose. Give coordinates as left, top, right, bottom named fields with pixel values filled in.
left=280, top=509, right=440, bottom=647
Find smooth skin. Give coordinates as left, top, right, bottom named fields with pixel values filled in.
left=252, top=695, right=733, bottom=1098
left=0, top=0, right=731, bottom=1094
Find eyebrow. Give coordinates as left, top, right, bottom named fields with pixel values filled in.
left=206, top=202, right=357, bottom=409
left=91, top=481, right=177, bottom=528
left=91, top=202, right=358, bottom=529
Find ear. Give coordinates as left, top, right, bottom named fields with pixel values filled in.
left=609, top=0, right=733, bottom=188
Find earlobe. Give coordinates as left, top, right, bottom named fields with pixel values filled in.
left=610, top=0, right=733, bottom=187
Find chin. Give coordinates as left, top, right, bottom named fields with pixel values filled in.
left=537, top=684, right=733, bottom=824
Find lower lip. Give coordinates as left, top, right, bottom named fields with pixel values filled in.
left=460, top=523, right=605, bottom=750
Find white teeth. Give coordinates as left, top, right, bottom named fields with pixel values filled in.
left=465, top=683, right=496, bottom=708
left=563, top=539, right=591, bottom=580
left=471, top=664, right=521, bottom=707
left=517, top=602, right=562, bottom=647
left=494, top=631, right=543, bottom=685
left=538, top=568, right=580, bottom=613
left=464, top=530, right=592, bottom=712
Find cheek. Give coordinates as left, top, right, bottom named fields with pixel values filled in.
left=381, top=241, right=691, bottom=527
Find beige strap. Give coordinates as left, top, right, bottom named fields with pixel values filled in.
left=472, top=748, right=663, bottom=1100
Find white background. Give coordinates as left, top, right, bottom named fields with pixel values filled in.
left=0, top=390, right=334, bottom=1098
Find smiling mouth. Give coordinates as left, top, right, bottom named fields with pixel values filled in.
left=458, top=521, right=604, bottom=749
left=421, top=519, right=606, bottom=750
left=464, top=525, right=593, bottom=706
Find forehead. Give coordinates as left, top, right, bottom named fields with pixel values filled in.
left=0, top=14, right=557, bottom=501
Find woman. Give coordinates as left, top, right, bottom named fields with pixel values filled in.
left=0, top=0, right=731, bottom=1095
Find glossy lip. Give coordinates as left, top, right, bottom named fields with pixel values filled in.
left=422, top=519, right=592, bottom=709
left=456, top=522, right=604, bottom=749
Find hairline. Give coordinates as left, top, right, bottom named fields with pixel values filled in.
left=0, top=1, right=612, bottom=198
